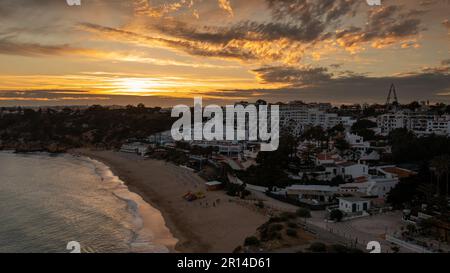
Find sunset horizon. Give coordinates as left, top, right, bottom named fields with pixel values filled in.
left=0, top=0, right=449, bottom=107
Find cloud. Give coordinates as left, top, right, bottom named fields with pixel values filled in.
left=132, top=0, right=234, bottom=18
left=244, top=62, right=450, bottom=103
left=443, top=19, right=450, bottom=32
left=335, top=5, right=423, bottom=51
left=266, top=0, right=361, bottom=23
left=132, top=1, right=427, bottom=63
left=253, top=66, right=332, bottom=87
left=0, top=90, right=111, bottom=102
left=0, top=0, right=447, bottom=106
left=0, top=35, right=231, bottom=68
left=218, top=0, right=234, bottom=16
left=153, top=19, right=327, bottom=44
left=421, top=59, right=450, bottom=74
left=0, top=38, right=77, bottom=57
left=133, top=0, right=190, bottom=17
left=79, top=22, right=263, bottom=61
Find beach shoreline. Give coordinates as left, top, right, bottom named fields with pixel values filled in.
left=70, top=149, right=268, bottom=253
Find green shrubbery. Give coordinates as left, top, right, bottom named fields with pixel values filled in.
left=329, top=209, right=344, bottom=222
left=296, top=208, right=311, bottom=218
left=244, top=236, right=260, bottom=246
left=286, top=228, right=297, bottom=237
left=308, top=242, right=327, bottom=253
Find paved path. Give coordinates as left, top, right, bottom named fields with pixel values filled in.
left=307, top=212, right=411, bottom=253
left=252, top=193, right=411, bottom=253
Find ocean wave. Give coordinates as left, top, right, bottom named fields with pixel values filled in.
left=72, top=155, right=171, bottom=253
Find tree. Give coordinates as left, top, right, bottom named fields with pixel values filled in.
left=330, top=244, right=363, bottom=253
left=286, top=228, right=297, bottom=237
left=329, top=209, right=344, bottom=222
left=244, top=236, right=260, bottom=246
left=406, top=101, right=421, bottom=111
left=430, top=155, right=450, bottom=197
left=351, top=119, right=377, bottom=141
left=309, top=242, right=327, bottom=253
left=386, top=176, right=421, bottom=209
left=296, top=208, right=312, bottom=218
left=327, top=124, right=345, bottom=137
left=331, top=175, right=345, bottom=186
left=335, top=138, right=350, bottom=152
left=389, top=129, right=450, bottom=163
left=237, top=133, right=300, bottom=188
left=351, top=119, right=377, bottom=132
left=303, top=126, right=326, bottom=141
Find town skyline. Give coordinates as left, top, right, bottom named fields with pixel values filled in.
left=0, top=0, right=449, bottom=106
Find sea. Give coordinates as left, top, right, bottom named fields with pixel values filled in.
left=0, top=151, right=174, bottom=253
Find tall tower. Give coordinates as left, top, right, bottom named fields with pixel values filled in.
left=386, top=84, right=399, bottom=111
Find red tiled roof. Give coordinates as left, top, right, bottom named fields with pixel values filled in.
left=354, top=176, right=369, bottom=183
left=382, top=167, right=416, bottom=178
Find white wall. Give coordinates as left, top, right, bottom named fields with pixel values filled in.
left=339, top=200, right=371, bottom=213
left=339, top=164, right=368, bottom=178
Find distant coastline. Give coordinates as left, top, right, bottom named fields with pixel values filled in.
left=70, top=149, right=268, bottom=253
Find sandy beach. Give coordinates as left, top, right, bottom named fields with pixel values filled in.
left=71, top=149, right=268, bottom=253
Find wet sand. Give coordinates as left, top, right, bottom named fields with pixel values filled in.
left=71, top=149, right=268, bottom=253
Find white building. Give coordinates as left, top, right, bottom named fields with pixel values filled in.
left=343, top=132, right=381, bottom=162
left=120, top=142, right=150, bottom=156
left=341, top=177, right=397, bottom=198
left=336, top=162, right=369, bottom=180
left=148, top=130, right=174, bottom=145
left=338, top=197, right=371, bottom=213
left=377, top=112, right=408, bottom=135
left=279, top=102, right=355, bottom=136
left=345, top=132, right=371, bottom=153
left=377, top=112, right=450, bottom=136
left=285, top=185, right=338, bottom=204
left=337, top=166, right=414, bottom=198
left=192, top=140, right=244, bottom=157
left=424, top=116, right=450, bottom=136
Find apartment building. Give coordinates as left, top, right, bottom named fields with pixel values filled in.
left=279, top=102, right=355, bottom=135
left=377, top=112, right=450, bottom=136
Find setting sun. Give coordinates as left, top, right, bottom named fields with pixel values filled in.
left=113, top=78, right=166, bottom=94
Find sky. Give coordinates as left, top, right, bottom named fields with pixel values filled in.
left=0, top=0, right=449, bottom=107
